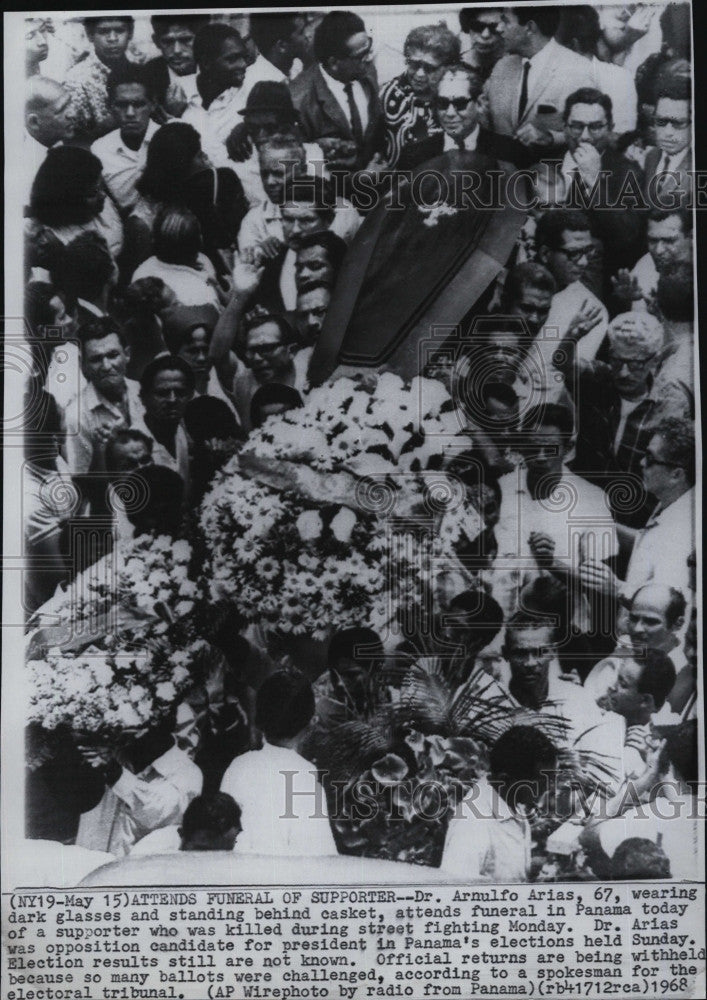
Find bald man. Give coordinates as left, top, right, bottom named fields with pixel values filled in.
left=584, top=583, right=688, bottom=717
left=25, top=76, right=74, bottom=204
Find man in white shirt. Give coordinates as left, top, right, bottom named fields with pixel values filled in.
left=91, top=66, right=159, bottom=214
left=181, top=22, right=248, bottom=169
left=581, top=418, right=695, bottom=602
left=145, top=15, right=207, bottom=111
left=621, top=207, right=693, bottom=312
left=241, top=14, right=300, bottom=103
left=532, top=209, right=607, bottom=402
left=24, top=76, right=74, bottom=206
left=221, top=670, right=338, bottom=857
left=132, top=355, right=193, bottom=490
left=442, top=725, right=559, bottom=881
left=493, top=403, right=618, bottom=621
left=63, top=318, right=143, bottom=475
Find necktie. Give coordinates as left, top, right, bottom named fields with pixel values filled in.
left=656, top=152, right=671, bottom=194
left=517, top=59, right=530, bottom=123
left=343, top=81, right=364, bottom=148
left=456, top=136, right=466, bottom=151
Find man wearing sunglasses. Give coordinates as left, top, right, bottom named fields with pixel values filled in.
left=643, top=77, right=692, bottom=209
left=458, top=8, right=505, bottom=80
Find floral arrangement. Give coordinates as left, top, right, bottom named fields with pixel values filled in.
left=200, top=374, right=480, bottom=640
left=25, top=534, right=206, bottom=760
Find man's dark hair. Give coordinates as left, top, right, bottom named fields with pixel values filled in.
left=180, top=793, right=242, bottom=848
left=459, top=8, right=502, bottom=34
left=296, top=230, right=347, bottom=272
left=509, top=6, right=561, bottom=37
left=153, top=206, right=202, bottom=265
left=655, top=75, right=691, bottom=103
left=520, top=402, right=574, bottom=438
left=636, top=649, right=677, bottom=711
left=481, top=380, right=518, bottom=410
left=327, top=627, right=384, bottom=668
left=105, top=427, right=153, bottom=471
left=77, top=316, right=127, bottom=353
left=489, top=725, right=558, bottom=784
left=663, top=719, right=698, bottom=790
left=610, top=838, right=671, bottom=879
left=151, top=15, right=208, bottom=37
left=630, top=584, right=687, bottom=631
left=503, top=261, right=557, bottom=305
left=193, top=22, right=244, bottom=69
left=647, top=206, right=693, bottom=236
left=242, top=310, right=298, bottom=346
left=656, top=262, right=693, bottom=323
left=535, top=208, right=591, bottom=251
left=250, top=13, right=299, bottom=56
left=139, top=353, right=196, bottom=395
left=505, top=612, right=560, bottom=646
left=125, top=463, right=185, bottom=536
left=185, top=395, right=240, bottom=443
left=437, top=63, right=484, bottom=101
left=250, top=383, right=304, bottom=428
left=557, top=6, right=601, bottom=54
left=52, top=232, right=114, bottom=306
left=107, top=63, right=156, bottom=102
left=652, top=416, right=695, bottom=484
left=255, top=669, right=315, bottom=741
left=297, top=278, right=334, bottom=297
left=314, top=11, right=366, bottom=64
left=447, top=590, right=504, bottom=652
left=564, top=86, right=613, bottom=125
left=84, top=16, right=134, bottom=37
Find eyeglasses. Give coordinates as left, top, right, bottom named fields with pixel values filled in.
left=557, top=245, right=596, bottom=263
left=406, top=57, right=443, bottom=74
left=607, top=353, right=656, bottom=372
left=434, top=96, right=474, bottom=112
left=566, top=119, right=609, bottom=137
left=245, top=342, right=284, bottom=358
left=654, top=117, right=690, bottom=129
left=642, top=450, right=681, bottom=468
left=467, top=18, right=502, bottom=35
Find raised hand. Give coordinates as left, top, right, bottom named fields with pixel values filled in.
left=226, top=122, right=254, bottom=163
left=163, top=82, right=189, bottom=119
left=611, top=268, right=643, bottom=305
left=566, top=298, right=604, bottom=339
left=232, top=250, right=265, bottom=298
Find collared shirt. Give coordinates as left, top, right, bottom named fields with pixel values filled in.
left=130, top=413, right=191, bottom=489
left=237, top=197, right=362, bottom=254
left=319, top=64, right=369, bottom=135
left=65, top=51, right=120, bottom=140
left=167, top=65, right=198, bottom=101
left=493, top=465, right=618, bottom=619
left=520, top=37, right=559, bottom=115
left=63, top=377, right=144, bottom=475
left=590, top=56, right=637, bottom=133
left=220, top=740, right=338, bottom=856
left=91, top=119, right=159, bottom=212
left=624, top=489, right=695, bottom=598
left=443, top=123, right=480, bottom=152
left=584, top=637, right=688, bottom=707
left=182, top=84, right=247, bottom=169
left=76, top=741, right=202, bottom=858
left=529, top=281, right=608, bottom=403
left=241, top=53, right=288, bottom=104
left=131, top=254, right=220, bottom=308
left=441, top=776, right=532, bottom=881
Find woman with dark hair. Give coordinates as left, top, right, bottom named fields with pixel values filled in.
left=28, top=145, right=123, bottom=259
left=130, top=121, right=248, bottom=270
left=131, top=206, right=222, bottom=308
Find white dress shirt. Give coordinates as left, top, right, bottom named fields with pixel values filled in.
left=520, top=37, right=559, bottom=114
left=62, top=378, right=144, bottom=475
left=91, top=120, right=159, bottom=212
left=130, top=413, right=191, bottom=489
left=77, top=742, right=202, bottom=858
left=589, top=56, right=637, bottom=133
left=233, top=141, right=328, bottom=208
left=220, top=740, right=338, bottom=856
left=319, top=64, right=369, bottom=134
left=237, top=197, right=362, bottom=254
left=623, top=489, right=695, bottom=598
left=443, top=124, right=479, bottom=152
left=182, top=84, right=247, bottom=169
left=131, top=254, right=221, bottom=309
left=167, top=65, right=198, bottom=101
left=241, top=53, right=288, bottom=105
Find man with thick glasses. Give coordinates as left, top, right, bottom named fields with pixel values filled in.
left=381, top=23, right=460, bottom=168
left=643, top=76, right=692, bottom=209
left=554, top=311, right=665, bottom=529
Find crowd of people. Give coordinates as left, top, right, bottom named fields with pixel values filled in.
left=21, top=5, right=699, bottom=885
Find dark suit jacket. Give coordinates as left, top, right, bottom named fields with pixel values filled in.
left=290, top=64, right=384, bottom=169
left=143, top=57, right=171, bottom=105
left=397, top=127, right=544, bottom=172
left=643, top=145, right=692, bottom=209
